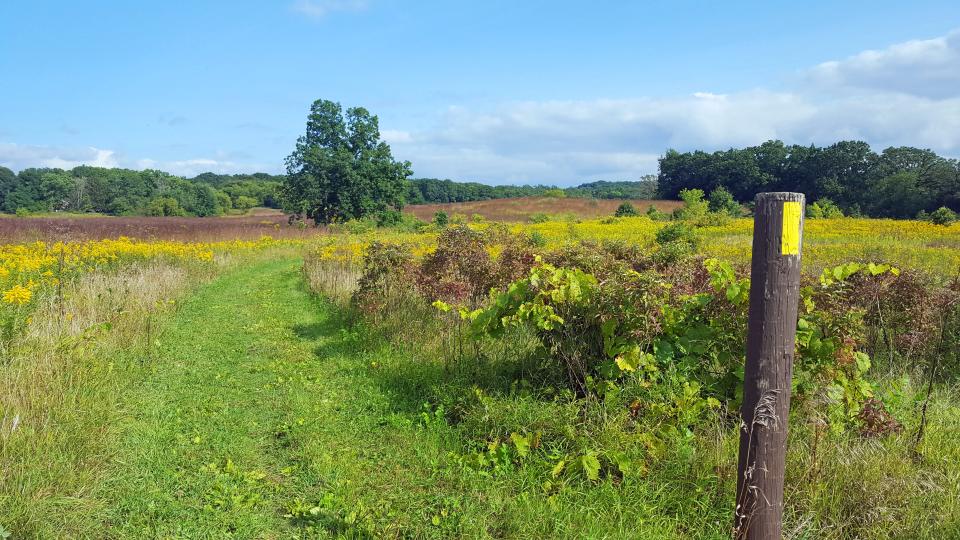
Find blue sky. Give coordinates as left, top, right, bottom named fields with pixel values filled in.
left=1, top=1, right=959, bottom=185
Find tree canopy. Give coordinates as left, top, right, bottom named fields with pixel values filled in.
left=0, top=166, right=282, bottom=216
left=281, top=99, right=412, bottom=224
left=658, top=140, right=960, bottom=218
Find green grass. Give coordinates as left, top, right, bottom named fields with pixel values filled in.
left=95, top=257, right=493, bottom=537
left=82, top=256, right=722, bottom=538
left=6, top=254, right=959, bottom=538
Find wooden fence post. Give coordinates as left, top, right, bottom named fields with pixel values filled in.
left=734, top=192, right=805, bottom=539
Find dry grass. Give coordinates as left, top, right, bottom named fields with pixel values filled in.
left=0, top=208, right=318, bottom=243
left=0, top=260, right=217, bottom=536
left=404, top=197, right=682, bottom=222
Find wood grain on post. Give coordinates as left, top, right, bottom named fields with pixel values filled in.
left=734, top=192, right=804, bottom=539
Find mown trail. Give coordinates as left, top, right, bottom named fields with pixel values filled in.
left=101, top=257, right=461, bottom=538
left=97, top=257, right=679, bottom=539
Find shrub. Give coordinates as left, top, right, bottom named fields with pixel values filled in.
left=673, top=189, right=709, bottom=222
left=655, top=222, right=699, bottom=248
left=928, top=206, right=957, bottom=226
left=352, top=241, right=416, bottom=314
left=417, top=226, right=497, bottom=306
left=529, top=231, right=547, bottom=247
left=14, top=208, right=29, bottom=218
left=652, top=239, right=694, bottom=266
left=708, top=187, right=740, bottom=216
left=375, top=209, right=427, bottom=232
left=529, top=212, right=551, bottom=223
left=375, top=209, right=403, bottom=227
left=646, top=205, right=669, bottom=221
left=542, top=188, right=566, bottom=198
left=614, top=202, right=638, bottom=217
left=653, top=222, right=700, bottom=265
left=807, top=198, right=844, bottom=219
left=433, top=211, right=449, bottom=227
left=334, top=218, right=376, bottom=234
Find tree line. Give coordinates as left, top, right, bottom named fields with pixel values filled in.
left=5, top=96, right=958, bottom=223
left=0, top=166, right=283, bottom=216
left=405, top=177, right=658, bottom=204
left=658, top=140, right=960, bottom=218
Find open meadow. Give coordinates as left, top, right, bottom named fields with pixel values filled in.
left=2, top=201, right=959, bottom=539
left=0, top=208, right=312, bottom=243
left=6, top=4, right=960, bottom=537
left=404, top=197, right=682, bottom=222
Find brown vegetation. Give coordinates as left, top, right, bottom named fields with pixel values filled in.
left=404, top=197, right=682, bottom=222
left=0, top=209, right=316, bottom=243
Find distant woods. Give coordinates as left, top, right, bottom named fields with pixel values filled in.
left=0, top=166, right=283, bottom=217
left=658, top=141, right=960, bottom=219
left=405, top=177, right=658, bottom=204
left=2, top=135, right=958, bottom=220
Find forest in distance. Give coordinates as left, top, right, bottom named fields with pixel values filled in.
left=1, top=139, right=959, bottom=220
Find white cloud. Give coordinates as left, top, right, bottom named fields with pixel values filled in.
left=6, top=30, right=960, bottom=185
left=291, top=0, right=367, bottom=19
left=386, top=30, right=960, bottom=184
left=806, top=29, right=960, bottom=99
left=380, top=129, right=413, bottom=144
left=132, top=156, right=278, bottom=177
left=0, top=142, right=277, bottom=177
left=156, top=158, right=243, bottom=177
left=0, top=143, right=118, bottom=171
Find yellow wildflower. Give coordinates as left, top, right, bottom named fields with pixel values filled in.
left=3, top=284, right=32, bottom=305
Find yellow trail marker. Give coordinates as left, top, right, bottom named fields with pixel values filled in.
left=781, top=201, right=802, bottom=256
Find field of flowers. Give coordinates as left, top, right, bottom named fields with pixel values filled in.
left=298, top=213, right=960, bottom=537
left=2, top=210, right=959, bottom=538
left=311, top=216, right=960, bottom=278
left=0, top=235, right=305, bottom=341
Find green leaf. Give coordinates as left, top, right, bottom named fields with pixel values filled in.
left=510, top=432, right=530, bottom=458
left=610, top=451, right=634, bottom=477
left=551, top=460, right=566, bottom=478
left=854, top=352, right=871, bottom=374
left=581, top=452, right=601, bottom=481
left=615, top=347, right=641, bottom=372
left=725, top=283, right=740, bottom=302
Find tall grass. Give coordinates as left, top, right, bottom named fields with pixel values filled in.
left=0, top=249, right=288, bottom=537
left=302, top=244, right=960, bottom=538
left=0, top=262, right=199, bottom=536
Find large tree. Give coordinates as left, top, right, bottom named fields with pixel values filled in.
left=281, top=99, right=411, bottom=224
left=0, top=166, right=16, bottom=209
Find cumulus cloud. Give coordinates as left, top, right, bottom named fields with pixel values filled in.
left=291, top=0, right=367, bottom=19
left=0, top=142, right=276, bottom=177
left=131, top=155, right=279, bottom=177
left=806, top=30, right=960, bottom=99
left=390, top=91, right=960, bottom=183
left=154, top=158, right=246, bottom=177
left=380, top=129, right=413, bottom=144
left=0, top=143, right=119, bottom=171
left=387, top=30, right=960, bottom=184
left=6, top=29, right=960, bottom=185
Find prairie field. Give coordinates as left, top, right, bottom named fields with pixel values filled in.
left=8, top=4, right=960, bottom=538
left=405, top=196, right=682, bottom=222
left=2, top=209, right=959, bottom=539
left=0, top=208, right=314, bottom=243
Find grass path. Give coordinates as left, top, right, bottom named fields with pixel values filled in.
left=98, top=256, right=679, bottom=539
left=102, top=257, right=462, bottom=537
left=102, top=257, right=316, bottom=536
